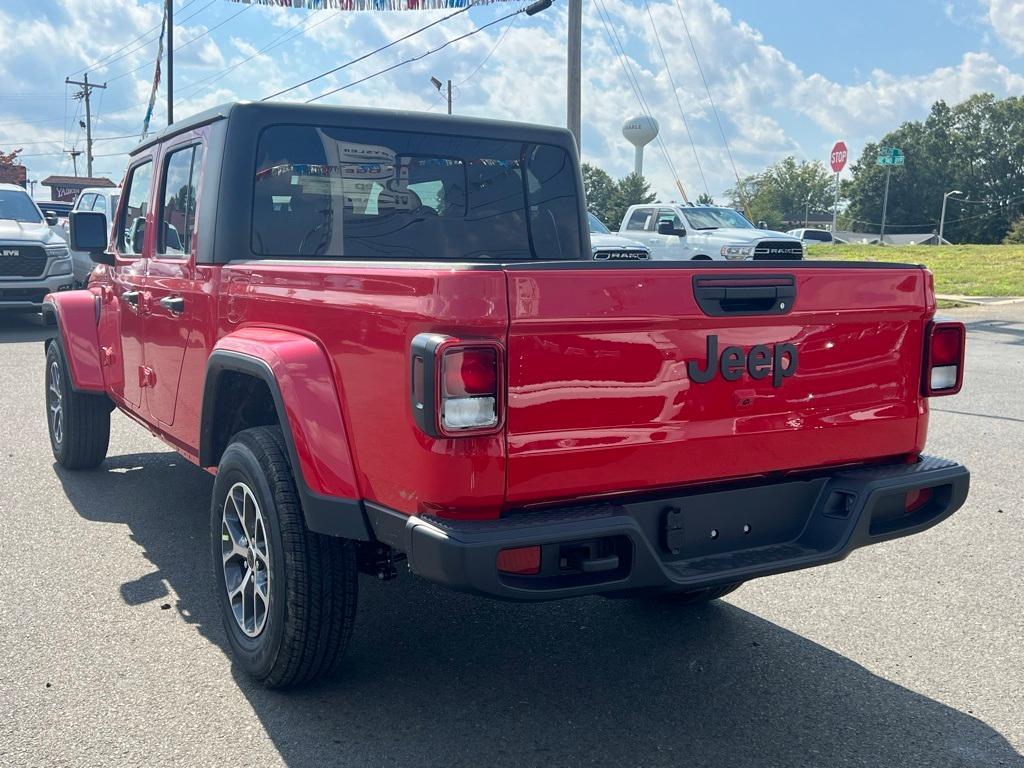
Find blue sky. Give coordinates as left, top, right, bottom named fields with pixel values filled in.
left=1, top=0, right=1022, bottom=205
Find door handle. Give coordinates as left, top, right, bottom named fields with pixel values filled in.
left=122, top=291, right=140, bottom=312
left=159, top=295, right=185, bottom=315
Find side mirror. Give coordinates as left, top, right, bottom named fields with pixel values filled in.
left=657, top=220, right=685, bottom=237
left=757, top=220, right=768, bottom=229
left=69, top=210, right=115, bottom=266
left=44, top=211, right=59, bottom=226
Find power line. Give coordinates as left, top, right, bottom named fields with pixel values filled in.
left=262, top=4, right=475, bottom=101
left=672, top=0, right=747, bottom=212
left=158, top=5, right=344, bottom=108
left=455, top=13, right=518, bottom=87
left=68, top=0, right=205, bottom=78
left=642, top=0, right=708, bottom=198
left=592, top=0, right=684, bottom=196
left=106, top=2, right=254, bottom=85
left=66, top=0, right=197, bottom=77
left=304, top=1, right=551, bottom=104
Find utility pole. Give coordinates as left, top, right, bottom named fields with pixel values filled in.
left=65, top=148, right=83, bottom=177
left=167, top=0, right=174, bottom=124
left=65, top=72, right=106, bottom=178
left=566, top=0, right=581, bottom=149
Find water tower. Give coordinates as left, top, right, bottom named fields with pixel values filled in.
left=622, top=116, right=659, bottom=176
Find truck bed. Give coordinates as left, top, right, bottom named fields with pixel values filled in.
left=226, top=259, right=934, bottom=518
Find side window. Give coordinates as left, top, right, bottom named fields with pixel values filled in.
left=158, top=144, right=204, bottom=256
left=625, top=208, right=651, bottom=231
left=117, top=161, right=154, bottom=257
left=657, top=208, right=682, bottom=228
left=91, top=195, right=107, bottom=214
left=77, top=193, right=96, bottom=212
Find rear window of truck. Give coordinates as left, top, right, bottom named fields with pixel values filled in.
left=251, top=125, right=582, bottom=261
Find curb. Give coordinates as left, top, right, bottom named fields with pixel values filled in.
left=935, top=294, right=1024, bottom=306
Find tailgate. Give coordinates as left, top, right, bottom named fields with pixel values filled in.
left=504, top=264, right=931, bottom=505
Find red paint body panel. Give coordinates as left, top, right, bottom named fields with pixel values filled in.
left=64, top=256, right=941, bottom=524
left=212, top=328, right=361, bottom=500
left=44, top=290, right=105, bottom=392
left=219, top=264, right=508, bottom=518
left=504, top=267, right=932, bottom=506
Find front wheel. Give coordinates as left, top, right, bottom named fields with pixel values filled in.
left=211, top=426, right=358, bottom=688
left=45, top=340, right=110, bottom=469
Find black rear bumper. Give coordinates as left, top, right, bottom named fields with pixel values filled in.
left=367, top=456, right=969, bottom=601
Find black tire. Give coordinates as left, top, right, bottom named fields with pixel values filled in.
left=651, top=581, right=743, bottom=606
left=45, top=340, right=110, bottom=469
left=211, top=426, right=358, bottom=688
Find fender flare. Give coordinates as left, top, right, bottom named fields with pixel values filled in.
left=200, top=333, right=370, bottom=541
left=42, top=291, right=106, bottom=393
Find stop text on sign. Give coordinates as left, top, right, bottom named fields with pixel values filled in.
left=830, top=141, right=848, bottom=173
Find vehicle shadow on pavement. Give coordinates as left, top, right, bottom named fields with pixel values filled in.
left=0, top=312, right=54, bottom=344
left=963, top=317, right=1024, bottom=346
left=56, top=450, right=1020, bottom=768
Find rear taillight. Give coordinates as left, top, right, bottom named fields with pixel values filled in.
left=923, top=321, right=965, bottom=396
left=411, top=333, right=504, bottom=437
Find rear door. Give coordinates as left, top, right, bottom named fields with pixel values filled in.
left=503, top=264, right=930, bottom=505
left=145, top=139, right=205, bottom=427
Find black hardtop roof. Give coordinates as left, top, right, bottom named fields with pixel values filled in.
left=132, top=101, right=577, bottom=155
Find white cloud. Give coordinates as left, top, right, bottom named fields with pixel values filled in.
left=985, top=0, right=1024, bottom=54
left=2, top=0, right=1024, bottom=201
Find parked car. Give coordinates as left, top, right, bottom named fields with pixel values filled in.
left=52, top=102, right=969, bottom=688
left=620, top=204, right=805, bottom=260
left=38, top=200, right=73, bottom=233
left=0, top=183, right=74, bottom=314
left=588, top=212, right=649, bottom=260
left=64, top=186, right=121, bottom=286
left=787, top=227, right=834, bottom=245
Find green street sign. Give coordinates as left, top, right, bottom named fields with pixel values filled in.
left=876, top=147, right=905, bottom=166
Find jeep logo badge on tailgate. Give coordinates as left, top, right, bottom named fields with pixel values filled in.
left=688, top=335, right=798, bottom=387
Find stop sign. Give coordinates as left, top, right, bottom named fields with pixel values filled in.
left=830, top=141, right=848, bottom=173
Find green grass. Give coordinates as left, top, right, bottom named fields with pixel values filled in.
left=806, top=244, right=1024, bottom=297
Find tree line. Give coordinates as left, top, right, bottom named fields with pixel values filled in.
left=584, top=93, right=1024, bottom=244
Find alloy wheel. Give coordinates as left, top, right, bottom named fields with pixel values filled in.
left=47, top=360, right=63, bottom=446
left=221, top=482, right=271, bottom=637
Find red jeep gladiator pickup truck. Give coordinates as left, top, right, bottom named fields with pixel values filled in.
left=48, top=102, right=969, bottom=688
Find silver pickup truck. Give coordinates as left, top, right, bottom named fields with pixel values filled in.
left=0, top=183, right=74, bottom=313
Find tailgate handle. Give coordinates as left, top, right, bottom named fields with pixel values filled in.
left=692, top=276, right=795, bottom=317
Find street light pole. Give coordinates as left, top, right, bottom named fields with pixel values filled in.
left=938, top=189, right=963, bottom=245
left=804, top=193, right=812, bottom=227
left=879, top=165, right=892, bottom=244
left=430, top=77, right=452, bottom=114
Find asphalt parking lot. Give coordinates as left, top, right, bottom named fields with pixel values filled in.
left=1, top=305, right=1021, bottom=768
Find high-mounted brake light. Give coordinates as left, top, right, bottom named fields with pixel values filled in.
left=411, top=334, right=504, bottom=437
left=923, top=321, right=965, bottom=396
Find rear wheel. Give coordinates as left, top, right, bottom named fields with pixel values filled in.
left=211, top=426, right=358, bottom=688
left=45, top=340, right=110, bottom=469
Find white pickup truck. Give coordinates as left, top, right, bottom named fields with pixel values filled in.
left=619, top=203, right=805, bottom=261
